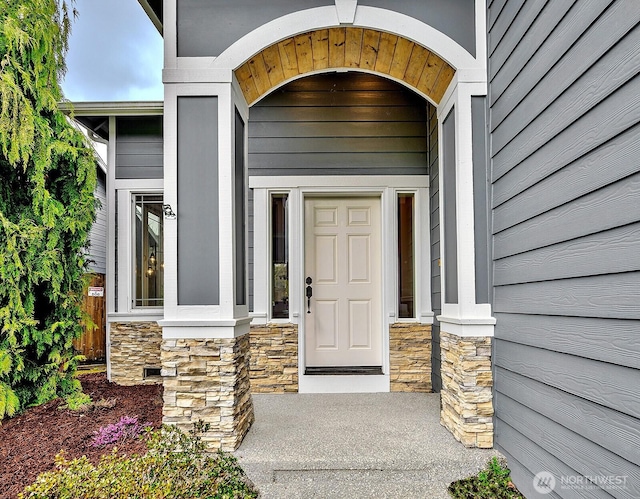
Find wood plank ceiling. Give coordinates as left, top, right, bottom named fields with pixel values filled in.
left=235, top=28, right=456, bottom=105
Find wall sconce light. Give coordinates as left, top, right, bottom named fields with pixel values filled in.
left=147, top=246, right=157, bottom=277
left=163, top=204, right=176, bottom=219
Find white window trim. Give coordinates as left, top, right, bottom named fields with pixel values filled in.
left=394, top=189, right=432, bottom=324
left=113, top=186, right=164, bottom=318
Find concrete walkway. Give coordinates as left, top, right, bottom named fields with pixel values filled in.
left=234, top=393, right=498, bottom=498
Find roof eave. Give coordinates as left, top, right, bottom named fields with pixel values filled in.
left=60, top=101, right=164, bottom=117
left=138, top=0, right=163, bottom=35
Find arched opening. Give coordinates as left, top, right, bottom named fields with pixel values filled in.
left=235, top=28, right=455, bottom=106
left=245, top=71, right=438, bottom=394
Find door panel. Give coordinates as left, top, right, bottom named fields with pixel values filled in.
left=305, top=197, right=382, bottom=367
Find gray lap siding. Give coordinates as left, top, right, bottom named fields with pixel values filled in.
left=488, top=0, right=640, bottom=496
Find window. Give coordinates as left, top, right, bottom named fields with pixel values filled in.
left=134, top=194, right=163, bottom=307
left=398, top=193, right=415, bottom=318
left=271, top=194, right=288, bottom=318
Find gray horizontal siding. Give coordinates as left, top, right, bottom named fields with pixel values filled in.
left=87, top=170, right=107, bottom=274
left=497, top=393, right=640, bottom=499
left=361, top=0, right=475, bottom=56
left=489, top=0, right=640, bottom=496
left=177, top=0, right=475, bottom=58
left=496, top=421, right=624, bottom=499
left=494, top=172, right=640, bottom=259
left=488, top=0, right=553, bottom=76
left=497, top=368, right=640, bottom=465
left=492, top=22, right=640, bottom=157
left=115, top=116, right=163, bottom=179
left=493, top=313, right=640, bottom=371
left=428, top=105, right=441, bottom=393
left=249, top=105, right=428, bottom=123
left=248, top=73, right=427, bottom=176
left=494, top=273, right=640, bottom=319
left=493, top=123, right=640, bottom=233
left=494, top=223, right=640, bottom=285
left=490, top=0, right=611, bottom=112
left=488, top=0, right=525, bottom=57
left=493, top=74, right=640, bottom=195
left=177, top=0, right=332, bottom=57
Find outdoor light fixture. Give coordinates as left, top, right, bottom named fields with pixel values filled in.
left=147, top=247, right=157, bottom=277
left=162, top=204, right=176, bottom=219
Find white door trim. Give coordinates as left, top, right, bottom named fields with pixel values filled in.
left=299, top=189, right=389, bottom=393
left=250, top=179, right=432, bottom=393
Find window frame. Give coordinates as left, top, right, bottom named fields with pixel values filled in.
left=131, top=192, right=165, bottom=309
left=269, top=191, right=290, bottom=321
left=397, top=192, right=416, bottom=319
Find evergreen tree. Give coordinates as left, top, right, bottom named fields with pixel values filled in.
left=0, top=0, right=97, bottom=419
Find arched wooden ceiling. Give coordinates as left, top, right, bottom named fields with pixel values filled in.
left=235, top=28, right=456, bottom=106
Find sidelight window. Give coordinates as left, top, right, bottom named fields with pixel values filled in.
left=398, top=193, right=415, bottom=318
left=134, top=194, right=164, bottom=307
left=271, top=194, right=289, bottom=319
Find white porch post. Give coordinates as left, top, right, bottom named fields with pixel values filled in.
left=159, top=58, right=254, bottom=449
left=436, top=77, right=495, bottom=449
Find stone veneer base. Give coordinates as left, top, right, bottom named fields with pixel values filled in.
left=249, top=324, right=298, bottom=393
left=440, top=331, right=493, bottom=448
left=161, top=335, right=254, bottom=451
left=389, top=323, right=432, bottom=392
left=109, top=322, right=163, bottom=385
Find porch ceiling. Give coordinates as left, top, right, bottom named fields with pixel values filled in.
left=235, top=28, right=456, bottom=106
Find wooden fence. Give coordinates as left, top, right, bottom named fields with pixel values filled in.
left=74, top=273, right=106, bottom=362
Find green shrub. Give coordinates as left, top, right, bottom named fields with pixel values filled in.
left=58, top=391, right=92, bottom=412
left=0, top=0, right=98, bottom=419
left=448, top=456, right=524, bottom=499
left=20, top=422, right=258, bottom=499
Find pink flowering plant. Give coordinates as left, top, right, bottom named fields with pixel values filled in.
left=90, top=416, right=151, bottom=448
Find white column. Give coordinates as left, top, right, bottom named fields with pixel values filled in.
left=437, top=80, right=495, bottom=337
left=160, top=79, right=251, bottom=339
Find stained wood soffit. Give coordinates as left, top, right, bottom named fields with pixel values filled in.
left=235, top=28, right=456, bottom=105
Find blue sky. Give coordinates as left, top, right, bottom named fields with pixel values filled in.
left=62, top=0, right=163, bottom=102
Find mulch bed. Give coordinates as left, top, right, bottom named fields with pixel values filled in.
left=0, top=373, right=163, bottom=499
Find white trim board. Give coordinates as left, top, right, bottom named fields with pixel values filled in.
left=249, top=175, right=429, bottom=189
left=299, top=374, right=390, bottom=393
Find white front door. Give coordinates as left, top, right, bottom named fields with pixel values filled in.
left=304, top=197, right=382, bottom=367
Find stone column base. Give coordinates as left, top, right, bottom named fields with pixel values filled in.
left=440, top=331, right=493, bottom=448
left=161, top=335, right=254, bottom=451
left=109, top=322, right=162, bottom=385
left=250, top=324, right=298, bottom=393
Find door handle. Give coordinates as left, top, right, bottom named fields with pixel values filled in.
left=305, top=277, right=313, bottom=313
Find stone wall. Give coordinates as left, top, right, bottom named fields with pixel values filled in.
left=389, top=323, right=432, bottom=392
left=440, top=331, right=493, bottom=448
left=161, top=335, right=254, bottom=451
left=249, top=324, right=298, bottom=393
left=109, top=322, right=162, bottom=385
